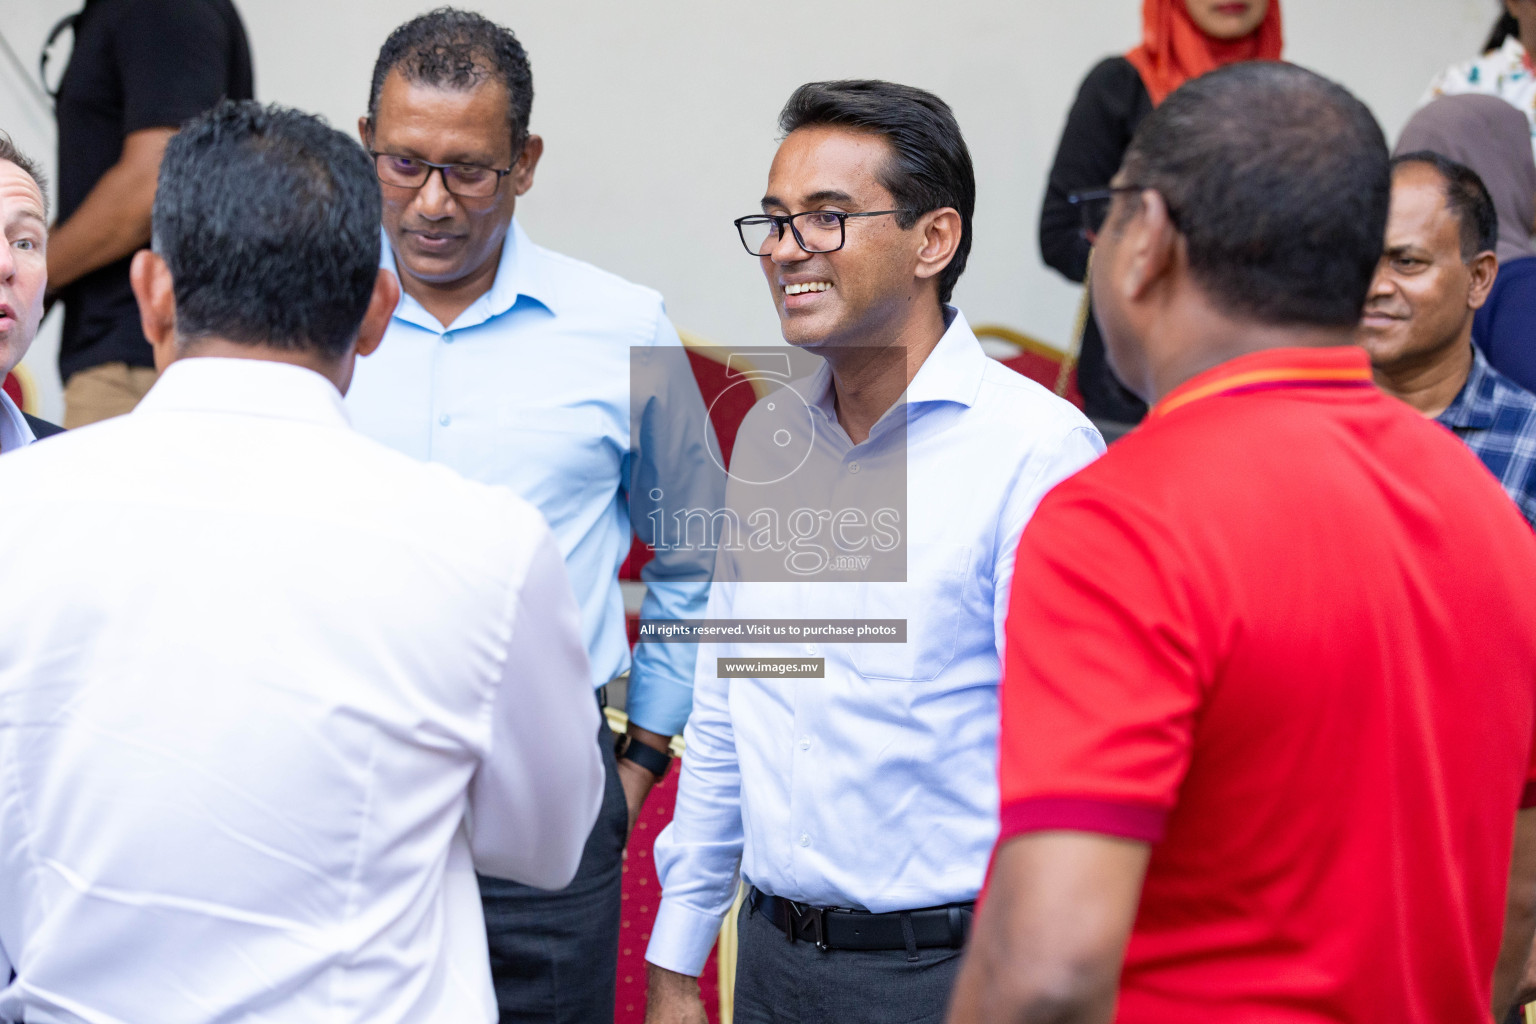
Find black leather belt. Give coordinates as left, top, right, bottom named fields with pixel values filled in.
left=748, top=887, right=973, bottom=952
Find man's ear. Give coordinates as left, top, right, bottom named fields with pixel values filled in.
left=912, top=207, right=962, bottom=290
left=129, top=250, right=179, bottom=372
left=353, top=268, right=401, bottom=360
left=1468, top=249, right=1499, bottom=312
left=1113, top=189, right=1180, bottom=304
left=357, top=117, right=372, bottom=148
left=511, top=134, right=543, bottom=197
left=332, top=268, right=400, bottom=397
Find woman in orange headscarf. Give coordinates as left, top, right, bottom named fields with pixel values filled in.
left=1039, top=0, right=1283, bottom=430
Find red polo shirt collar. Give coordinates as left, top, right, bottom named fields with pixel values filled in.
left=1148, top=345, right=1374, bottom=422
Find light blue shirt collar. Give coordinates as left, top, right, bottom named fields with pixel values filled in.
left=380, top=217, right=559, bottom=334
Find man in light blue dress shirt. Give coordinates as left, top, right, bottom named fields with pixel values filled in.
left=643, top=82, right=1104, bottom=1024
left=343, top=12, right=719, bottom=1024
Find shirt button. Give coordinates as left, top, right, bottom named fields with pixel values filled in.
left=799, top=737, right=811, bottom=751
left=443, top=333, right=454, bottom=344
left=798, top=834, right=810, bottom=847
left=806, top=644, right=818, bottom=654
left=439, top=414, right=451, bottom=426
left=848, top=461, right=860, bottom=474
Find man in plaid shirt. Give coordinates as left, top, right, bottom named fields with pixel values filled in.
left=1359, top=150, right=1536, bottom=528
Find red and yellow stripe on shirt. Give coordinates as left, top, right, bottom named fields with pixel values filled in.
left=1148, top=346, right=1374, bottom=422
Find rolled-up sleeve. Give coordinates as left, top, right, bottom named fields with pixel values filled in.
left=625, top=313, right=725, bottom=736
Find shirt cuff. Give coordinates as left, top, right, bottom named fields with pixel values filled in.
left=1000, top=796, right=1168, bottom=844
left=625, top=673, right=694, bottom=737
left=646, top=895, right=727, bottom=977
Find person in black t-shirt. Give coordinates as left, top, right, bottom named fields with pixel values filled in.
left=1038, top=0, right=1281, bottom=432
left=47, top=0, right=252, bottom=427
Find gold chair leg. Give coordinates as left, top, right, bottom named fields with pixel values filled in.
left=1055, top=252, right=1091, bottom=399
left=716, top=882, right=746, bottom=1024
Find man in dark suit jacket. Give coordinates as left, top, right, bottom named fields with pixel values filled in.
left=0, top=134, right=63, bottom=449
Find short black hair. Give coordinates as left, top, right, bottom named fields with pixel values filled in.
left=153, top=100, right=381, bottom=359
left=0, top=131, right=48, bottom=216
left=367, top=7, right=533, bottom=149
left=1391, top=151, right=1499, bottom=261
left=778, top=80, right=975, bottom=305
left=1116, top=62, right=1389, bottom=329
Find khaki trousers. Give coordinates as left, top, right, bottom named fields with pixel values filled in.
left=63, top=362, right=158, bottom=428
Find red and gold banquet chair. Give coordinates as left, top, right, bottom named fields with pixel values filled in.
left=973, top=268, right=1093, bottom=409
left=971, top=323, right=1083, bottom=410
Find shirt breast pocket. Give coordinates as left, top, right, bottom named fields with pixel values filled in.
left=848, top=545, right=972, bottom=682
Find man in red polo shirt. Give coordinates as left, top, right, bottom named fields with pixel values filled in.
left=947, top=63, right=1536, bottom=1024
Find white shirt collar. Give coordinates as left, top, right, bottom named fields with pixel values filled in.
left=0, top=390, right=35, bottom=453
left=135, top=357, right=351, bottom=429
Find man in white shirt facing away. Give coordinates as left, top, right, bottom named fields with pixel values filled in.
left=643, top=81, right=1105, bottom=1024
left=343, top=12, right=721, bottom=1021
left=0, top=132, right=62, bottom=450
left=0, top=100, right=604, bottom=1024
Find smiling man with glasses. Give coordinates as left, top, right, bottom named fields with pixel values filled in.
left=343, top=10, right=721, bottom=1024
left=644, top=80, right=1102, bottom=1024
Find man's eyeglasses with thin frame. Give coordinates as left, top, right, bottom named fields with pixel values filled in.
left=1068, top=185, right=1177, bottom=244
left=370, top=151, right=514, bottom=199
left=734, top=209, right=906, bottom=256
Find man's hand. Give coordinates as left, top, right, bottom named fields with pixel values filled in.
left=615, top=724, right=672, bottom=836
left=644, top=963, right=707, bottom=1024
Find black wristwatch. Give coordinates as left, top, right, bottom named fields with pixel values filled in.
left=615, top=734, right=673, bottom=778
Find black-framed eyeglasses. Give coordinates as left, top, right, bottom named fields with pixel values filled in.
left=1075, top=184, right=1167, bottom=244
left=734, top=209, right=906, bottom=256
left=370, top=152, right=514, bottom=199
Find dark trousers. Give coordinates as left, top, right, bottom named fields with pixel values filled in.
left=731, top=898, right=963, bottom=1024
left=479, top=718, right=627, bottom=1024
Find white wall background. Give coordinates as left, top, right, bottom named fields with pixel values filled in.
left=0, top=0, right=1497, bottom=423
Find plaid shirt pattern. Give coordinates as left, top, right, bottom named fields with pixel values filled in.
left=1438, top=345, right=1536, bottom=529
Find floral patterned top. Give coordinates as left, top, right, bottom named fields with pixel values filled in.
left=1425, top=35, right=1536, bottom=160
